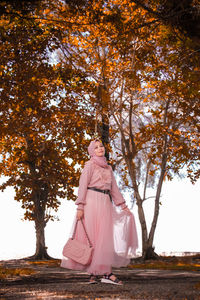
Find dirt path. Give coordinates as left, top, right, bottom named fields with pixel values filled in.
left=0, top=259, right=200, bottom=299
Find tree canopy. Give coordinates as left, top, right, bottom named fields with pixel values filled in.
left=0, top=0, right=199, bottom=259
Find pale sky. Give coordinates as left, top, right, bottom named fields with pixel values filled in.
left=0, top=177, right=199, bottom=260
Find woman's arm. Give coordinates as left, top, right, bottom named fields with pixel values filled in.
left=75, top=161, right=93, bottom=214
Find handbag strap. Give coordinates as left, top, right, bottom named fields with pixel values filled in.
left=72, top=219, right=93, bottom=248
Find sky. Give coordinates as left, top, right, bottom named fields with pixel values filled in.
left=0, top=176, right=199, bottom=260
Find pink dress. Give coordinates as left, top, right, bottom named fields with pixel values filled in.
left=61, top=160, right=138, bottom=275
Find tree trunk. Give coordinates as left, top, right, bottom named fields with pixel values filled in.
left=125, top=149, right=161, bottom=260
left=144, top=102, right=169, bottom=259
left=142, top=245, right=159, bottom=260
left=126, top=157, right=154, bottom=258
left=97, top=82, right=110, bottom=160
left=148, top=153, right=167, bottom=246
left=31, top=189, right=52, bottom=260
left=26, top=138, right=53, bottom=260
left=33, top=211, right=51, bottom=260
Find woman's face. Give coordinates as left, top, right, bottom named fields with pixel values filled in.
left=94, top=141, right=105, bottom=157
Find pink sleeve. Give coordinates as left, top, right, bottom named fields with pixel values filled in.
left=75, top=161, right=93, bottom=210
left=110, top=170, right=127, bottom=207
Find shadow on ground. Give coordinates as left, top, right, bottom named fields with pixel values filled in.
left=0, top=259, right=200, bottom=299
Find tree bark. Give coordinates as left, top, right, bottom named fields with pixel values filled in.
left=30, top=189, right=52, bottom=260
left=148, top=153, right=167, bottom=247
left=34, top=200, right=49, bottom=259
left=126, top=157, right=153, bottom=259
left=26, top=138, right=52, bottom=260
left=97, top=81, right=110, bottom=160
left=147, top=100, right=170, bottom=255
left=33, top=222, right=51, bottom=260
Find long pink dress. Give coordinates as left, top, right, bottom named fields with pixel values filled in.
left=61, top=160, right=138, bottom=275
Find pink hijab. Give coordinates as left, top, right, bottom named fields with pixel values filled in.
left=88, top=140, right=108, bottom=168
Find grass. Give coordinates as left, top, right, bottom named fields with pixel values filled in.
left=20, top=258, right=200, bottom=272
left=129, top=254, right=200, bottom=271
left=128, top=261, right=200, bottom=271
left=0, top=256, right=199, bottom=280
left=0, top=267, right=36, bottom=279
left=27, top=259, right=61, bottom=267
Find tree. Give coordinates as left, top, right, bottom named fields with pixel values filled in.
left=1, top=0, right=199, bottom=259
left=108, top=22, right=200, bottom=258
left=0, top=1, right=93, bottom=259
left=55, top=0, right=200, bottom=258
left=130, top=0, right=200, bottom=49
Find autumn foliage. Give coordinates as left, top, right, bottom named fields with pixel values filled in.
left=0, top=0, right=199, bottom=259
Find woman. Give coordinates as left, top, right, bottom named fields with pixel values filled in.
left=61, top=139, right=138, bottom=285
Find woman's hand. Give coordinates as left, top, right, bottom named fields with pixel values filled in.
left=76, top=209, right=84, bottom=220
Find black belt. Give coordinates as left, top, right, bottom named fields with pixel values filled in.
left=87, top=187, right=112, bottom=202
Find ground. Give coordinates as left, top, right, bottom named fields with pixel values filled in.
left=0, top=257, right=200, bottom=299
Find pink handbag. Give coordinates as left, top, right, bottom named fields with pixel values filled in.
left=62, top=219, right=93, bottom=265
